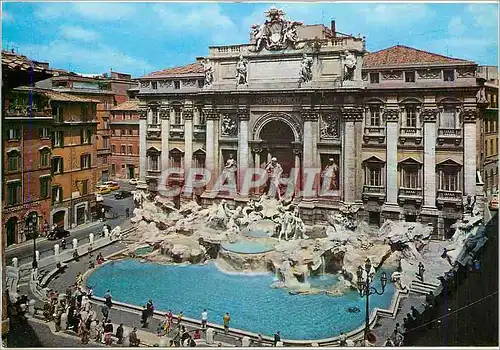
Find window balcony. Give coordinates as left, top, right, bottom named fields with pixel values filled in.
left=437, top=189, right=463, bottom=205
left=146, top=130, right=161, bottom=140
left=362, top=185, right=386, bottom=202
left=170, top=124, right=185, bottom=139
left=363, top=126, right=385, bottom=144
left=437, top=128, right=462, bottom=146
left=170, top=124, right=184, bottom=131
left=147, top=123, right=161, bottom=130
left=97, top=148, right=111, bottom=156
left=398, top=187, right=423, bottom=204
left=146, top=169, right=161, bottom=178
left=399, top=127, right=422, bottom=145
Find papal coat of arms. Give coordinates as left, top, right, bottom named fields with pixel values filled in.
left=250, top=7, right=303, bottom=52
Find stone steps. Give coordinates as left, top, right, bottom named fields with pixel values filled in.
left=409, top=279, right=440, bottom=295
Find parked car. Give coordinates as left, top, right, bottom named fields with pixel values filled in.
left=114, top=190, right=133, bottom=199
left=96, top=185, right=112, bottom=195
left=128, top=178, right=138, bottom=185
left=47, top=226, right=70, bottom=240
left=104, top=181, right=120, bottom=191
left=489, top=190, right=499, bottom=211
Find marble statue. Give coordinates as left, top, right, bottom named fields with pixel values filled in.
left=265, top=157, right=283, bottom=201
left=251, top=24, right=267, bottom=51
left=283, top=20, right=301, bottom=48
left=476, top=87, right=487, bottom=104
left=221, top=115, right=237, bottom=136
left=236, top=55, right=249, bottom=86
left=320, top=158, right=340, bottom=193
left=207, top=199, right=233, bottom=228
left=221, top=153, right=237, bottom=186
left=202, top=58, right=214, bottom=86
left=292, top=207, right=306, bottom=240
left=342, top=50, right=356, bottom=81
left=299, top=54, right=313, bottom=84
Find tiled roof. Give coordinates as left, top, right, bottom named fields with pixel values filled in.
left=363, top=45, right=473, bottom=68
left=2, top=50, right=50, bottom=73
left=111, top=100, right=139, bottom=111
left=15, top=86, right=100, bottom=103
left=143, top=62, right=204, bottom=78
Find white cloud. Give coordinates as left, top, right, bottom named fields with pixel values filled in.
left=448, top=16, right=466, bottom=36
left=360, top=4, right=432, bottom=25
left=467, top=4, right=498, bottom=29
left=59, top=25, right=99, bottom=42
left=15, top=40, right=153, bottom=75
left=35, top=3, right=134, bottom=21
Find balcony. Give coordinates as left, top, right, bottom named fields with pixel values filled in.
left=147, top=123, right=161, bottom=130
left=97, top=148, right=111, bottom=156
left=170, top=124, right=185, bottom=139
left=437, top=189, right=463, bottom=205
left=362, top=185, right=386, bottom=202
left=437, top=128, right=462, bottom=146
left=398, top=187, right=423, bottom=204
left=399, top=127, right=422, bottom=145
left=363, top=126, right=385, bottom=144
left=193, top=124, right=206, bottom=139
left=146, top=169, right=161, bottom=178
left=146, top=129, right=161, bottom=140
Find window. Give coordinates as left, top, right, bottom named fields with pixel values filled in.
left=128, top=129, right=133, bottom=135
left=80, top=154, right=91, bottom=169
left=370, top=73, right=379, bottom=84
left=81, top=104, right=88, bottom=121
left=6, top=182, right=21, bottom=206
left=439, top=168, right=459, bottom=191
left=174, top=108, right=182, bottom=125
left=40, top=178, right=50, bottom=198
left=402, top=166, right=420, bottom=188
left=103, top=155, right=108, bottom=165
left=366, top=166, right=382, bottom=186
left=440, top=107, right=456, bottom=128
left=369, top=106, right=381, bottom=126
left=121, top=145, right=126, bottom=154
left=151, top=81, right=158, bottom=90
left=103, top=137, right=109, bottom=149
left=52, top=157, right=64, bottom=174
left=443, top=70, right=455, bottom=82
left=174, top=81, right=181, bottom=89
left=151, top=108, right=159, bottom=125
left=112, top=145, right=116, bottom=153
left=111, top=164, right=116, bottom=175
left=490, top=139, right=495, bottom=155
left=198, top=80, right=204, bottom=88
left=405, top=106, right=418, bottom=128
left=149, top=154, right=159, bottom=171
left=52, top=186, right=62, bottom=204
left=53, top=131, right=64, bottom=147
left=121, top=164, right=126, bottom=169
left=38, top=128, right=50, bottom=139
left=111, top=129, right=116, bottom=136
left=7, top=151, right=20, bottom=172
left=40, top=149, right=50, bottom=167
left=405, top=71, right=415, bottom=82
left=493, top=94, right=498, bottom=108
left=81, top=129, right=91, bottom=144
left=82, top=180, right=88, bottom=195
left=490, top=120, right=495, bottom=133
left=52, top=106, right=63, bottom=122
left=7, top=128, right=21, bottom=141
left=122, top=112, right=126, bottom=120
left=128, top=146, right=133, bottom=154
left=485, top=140, right=488, bottom=156
left=122, top=129, right=126, bottom=136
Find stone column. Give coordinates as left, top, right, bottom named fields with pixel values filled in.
left=302, top=110, right=319, bottom=199
left=463, top=109, right=478, bottom=196
left=342, top=108, right=363, bottom=204
left=421, top=109, right=438, bottom=209
left=138, top=107, right=148, bottom=184
left=204, top=109, right=220, bottom=191
left=237, top=109, right=250, bottom=195
left=183, top=108, right=194, bottom=171
left=160, top=105, right=170, bottom=173
left=383, top=110, right=400, bottom=205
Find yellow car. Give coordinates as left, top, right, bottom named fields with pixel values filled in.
left=96, top=185, right=112, bottom=195
left=104, top=181, right=120, bottom=191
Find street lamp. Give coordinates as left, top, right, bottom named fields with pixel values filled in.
left=24, top=212, right=39, bottom=269
left=356, top=258, right=387, bottom=345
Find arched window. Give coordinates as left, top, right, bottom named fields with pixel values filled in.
left=7, top=149, right=21, bottom=172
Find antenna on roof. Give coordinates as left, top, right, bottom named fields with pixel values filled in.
left=446, top=46, right=449, bottom=56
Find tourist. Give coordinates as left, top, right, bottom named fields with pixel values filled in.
left=73, top=249, right=80, bottom=261
left=181, top=326, right=190, bottom=345
left=189, top=336, right=197, bottom=347
left=163, top=315, right=171, bottom=334
left=96, top=253, right=104, bottom=265
left=146, top=299, right=155, bottom=323
left=129, top=327, right=140, bottom=347
left=193, top=329, right=201, bottom=340
left=425, top=291, right=436, bottom=309
left=116, top=323, right=124, bottom=344
left=339, top=332, right=347, bottom=347
left=273, top=331, right=281, bottom=347
left=95, top=320, right=103, bottom=342
left=223, top=312, right=230, bottom=334
left=201, top=309, right=208, bottom=329
left=104, top=290, right=112, bottom=306
left=126, top=208, right=130, bottom=218
left=410, top=306, right=420, bottom=324
left=384, top=337, right=395, bottom=346
left=418, top=262, right=425, bottom=282
left=76, top=272, right=83, bottom=287
left=167, top=310, right=174, bottom=328
left=101, top=303, right=109, bottom=322
left=141, top=306, right=149, bottom=328
left=104, top=320, right=114, bottom=346
left=178, top=311, right=184, bottom=325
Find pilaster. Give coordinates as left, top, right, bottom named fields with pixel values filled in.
left=138, top=106, right=148, bottom=187
left=160, top=105, right=170, bottom=173
left=183, top=108, right=194, bottom=172
left=383, top=109, right=399, bottom=207
left=421, top=109, right=438, bottom=211
left=462, top=109, right=478, bottom=196
left=204, top=109, right=220, bottom=191
left=237, top=108, right=250, bottom=195
left=341, top=107, right=363, bottom=204
left=302, top=109, right=319, bottom=199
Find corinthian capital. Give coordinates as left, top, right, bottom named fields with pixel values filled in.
left=341, top=107, right=364, bottom=122
left=183, top=108, right=194, bottom=120
left=420, top=109, right=439, bottom=122
left=382, top=109, right=399, bottom=122
left=462, top=109, right=478, bottom=123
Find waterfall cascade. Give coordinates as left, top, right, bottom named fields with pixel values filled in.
left=320, top=255, right=326, bottom=280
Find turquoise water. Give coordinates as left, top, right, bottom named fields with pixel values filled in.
left=242, top=227, right=272, bottom=238
left=135, top=246, right=153, bottom=256
left=221, top=240, right=275, bottom=254
left=87, top=259, right=395, bottom=340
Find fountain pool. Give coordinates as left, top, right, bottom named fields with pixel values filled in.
left=87, top=259, right=396, bottom=340
left=220, top=240, right=275, bottom=254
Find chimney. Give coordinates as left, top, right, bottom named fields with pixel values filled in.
left=331, top=20, right=336, bottom=37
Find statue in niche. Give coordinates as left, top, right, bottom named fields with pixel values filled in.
left=342, top=50, right=356, bottom=81
left=299, top=53, right=313, bottom=84
left=221, top=115, right=237, bottom=136
left=202, top=58, right=213, bottom=86
left=321, top=157, right=340, bottom=193
left=265, top=157, right=283, bottom=201
left=236, top=55, right=249, bottom=86
left=476, top=87, right=487, bottom=104
left=221, top=153, right=237, bottom=187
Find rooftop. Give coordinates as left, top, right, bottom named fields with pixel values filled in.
left=111, top=100, right=139, bottom=111
left=15, top=86, right=100, bottom=103
left=142, top=62, right=204, bottom=78
left=2, top=50, right=50, bottom=73
left=363, top=45, right=474, bottom=68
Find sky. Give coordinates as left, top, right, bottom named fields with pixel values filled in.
left=2, top=2, right=498, bottom=77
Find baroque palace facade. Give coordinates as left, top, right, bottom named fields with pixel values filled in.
left=137, top=8, right=488, bottom=238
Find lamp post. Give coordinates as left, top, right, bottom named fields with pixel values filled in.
left=356, top=258, right=387, bottom=345
left=25, top=212, right=39, bottom=269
